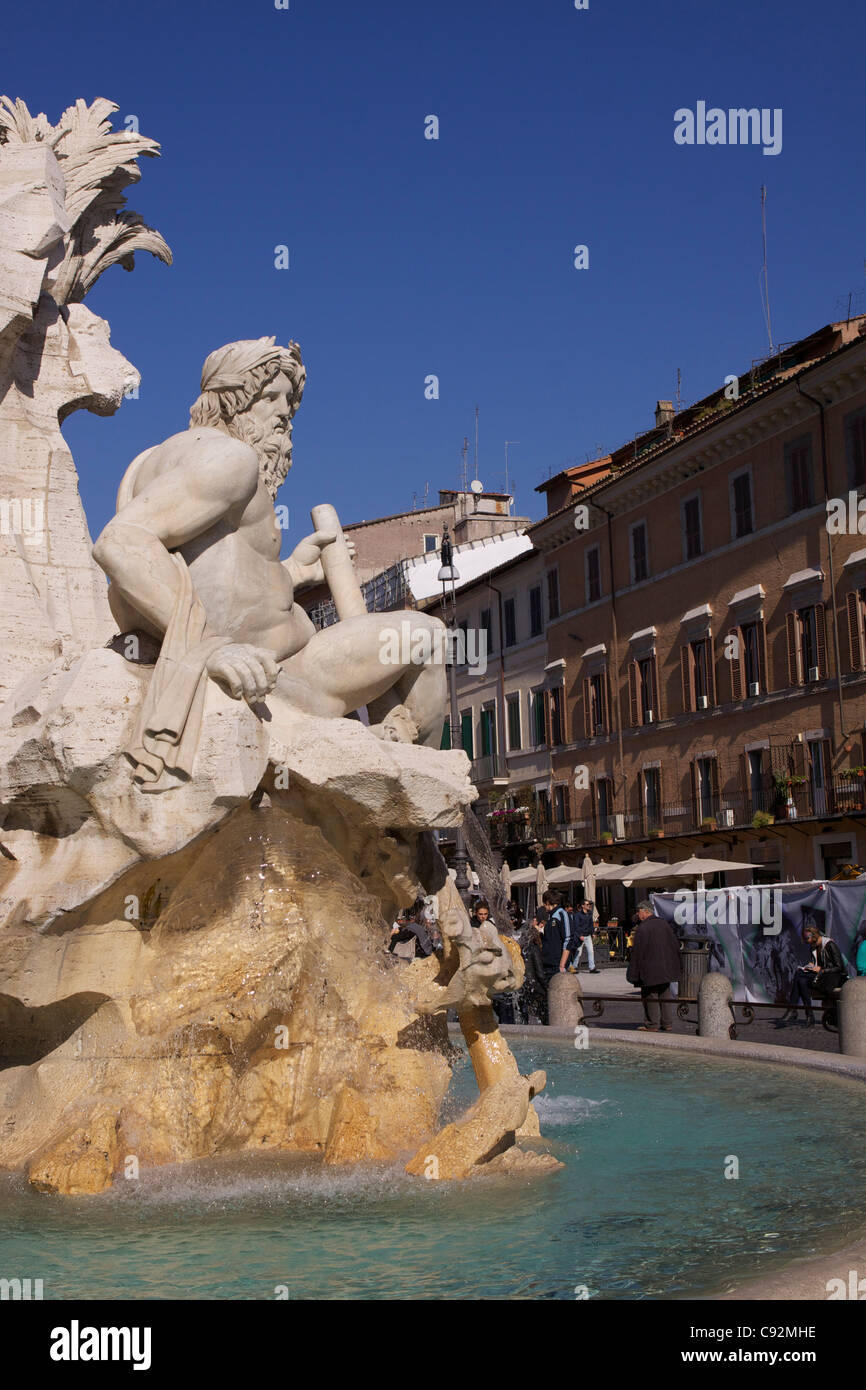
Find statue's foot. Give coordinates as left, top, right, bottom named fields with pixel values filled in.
left=368, top=704, right=419, bottom=744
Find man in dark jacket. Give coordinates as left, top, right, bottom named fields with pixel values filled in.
left=540, top=891, right=571, bottom=983
left=626, top=900, right=682, bottom=1031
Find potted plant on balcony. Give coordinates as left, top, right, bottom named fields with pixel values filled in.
left=701, top=816, right=718, bottom=831
left=752, top=809, right=775, bottom=829
left=648, top=828, right=664, bottom=839
left=839, top=767, right=866, bottom=812
left=600, top=830, right=614, bottom=844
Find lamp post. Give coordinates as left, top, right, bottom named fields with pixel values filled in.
left=438, top=527, right=472, bottom=908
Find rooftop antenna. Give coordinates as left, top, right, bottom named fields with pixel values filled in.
left=474, top=405, right=480, bottom=483
left=460, top=436, right=469, bottom=494
left=760, top=184, right=775, bottom=355
left=504, top=440, right=519, bottom=500
left=675, top=369, right=682, bottom=414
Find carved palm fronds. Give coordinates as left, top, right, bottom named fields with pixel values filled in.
left=0, top=95, right=172, bottom=304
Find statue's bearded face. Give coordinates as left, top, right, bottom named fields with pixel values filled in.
left=227, top=370, right=297, bottom=499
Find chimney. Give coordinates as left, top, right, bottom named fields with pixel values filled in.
left=655, top=400, right=675, bottom=427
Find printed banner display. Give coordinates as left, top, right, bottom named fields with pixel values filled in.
left=651, top=880, right=866, bottom=1003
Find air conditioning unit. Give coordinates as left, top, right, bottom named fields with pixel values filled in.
left=748, top=681, right=760, bottom=697
left=721, top=808, right=735, bottom=828
left=614, top=814, right=626, bottom=840
left=697, top=694, right=708, bottom=710
left=563, top=827, right=575, bottom=845
left=645, top=710, right=655, bottom=723
left=808, top=666, right=819, bottom=682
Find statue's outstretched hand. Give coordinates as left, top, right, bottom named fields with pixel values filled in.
left=206, top=644, right=281, bottom=701
left=289, top=529, right=336, bottom=586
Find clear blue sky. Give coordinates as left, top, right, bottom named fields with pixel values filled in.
left=6, top=0, right=865, bottom=546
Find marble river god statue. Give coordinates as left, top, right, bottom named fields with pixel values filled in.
left=0, top=96, right=556, bottom=1195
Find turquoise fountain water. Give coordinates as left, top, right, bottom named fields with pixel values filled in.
left=2, top=1040, right=864, bottom=1300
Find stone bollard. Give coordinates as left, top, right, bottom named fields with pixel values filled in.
left=839, top=977, right=866, bottom=1057
left=548, top=972, right=583, bottom=1028
left=697, top=972, right=733, bottom=1038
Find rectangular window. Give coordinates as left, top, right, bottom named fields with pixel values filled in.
left=845, top=408, right=866, bottom=490
left=683, top=496, right=702, bottom=560
left=630, top=522, right=648, bottom=583
left=798, top=606, right=820, bottom=679
left=643, top=768, right=661, bottom=831
left=695, top=756, right=718, bottom=823
left=742, top=621, right=761, bottom=691
left=550, top=686, right=564, bottom=745
left=589, top=673, right=607, bottom=736
left=785, top=436, right=813, bottom=513
left=529, top=586, right=543, bottom=637
left=480, top=607, right=492, bottom=654
left=423, top=533, right=439, bottom=553
left=691, top=640, right=708, bottom=705
left=480, top=706, right=496, bottom=757
left=596, top=778, right=613, bottom=836
left=638, top=656, right=656, bottom=724
left=460, top=711, right=473, bottom=758
left=586, top=547, right=601, bottom=604
left=547, top=569, right=560, bottom=621
left=554, top=784, right=569, bottom=824
left=532, top=690, right=547, bottom=747
left=732, top=471, right=754, bottom=538
left=503, top=597, right=516, bottom=648
left=507, top=694, right=521, bottom=751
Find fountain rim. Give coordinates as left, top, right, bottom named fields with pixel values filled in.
left=468, top=1023, right=866, bottom=1302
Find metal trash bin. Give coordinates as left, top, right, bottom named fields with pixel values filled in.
left=679, top=937, right=711, bottom=1000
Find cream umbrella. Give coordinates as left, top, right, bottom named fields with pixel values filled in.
left=535, top=859, right=549, bottom=901
left=499, top=859, right=512, bottom=897
left=580, top=853, right=597, bottom=920
left=668, top=855, right=753, bottom=887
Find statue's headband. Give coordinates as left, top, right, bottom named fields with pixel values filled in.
left=199, top=337, right=301, bottom=393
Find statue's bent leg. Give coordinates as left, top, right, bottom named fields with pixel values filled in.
left=280, top=612, right=448, bottom=747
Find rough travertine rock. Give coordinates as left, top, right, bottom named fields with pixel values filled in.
left=0, top=96, right=171, bottom=700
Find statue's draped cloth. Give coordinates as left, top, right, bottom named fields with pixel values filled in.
left=127, top=554, right=227, bottom=792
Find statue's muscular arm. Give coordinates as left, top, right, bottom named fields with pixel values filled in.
left=93, top=435, right=280, bottom=701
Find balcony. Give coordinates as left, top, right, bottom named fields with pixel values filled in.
left=555, top=777, right=866, bottom=851
left=470, top=754, right=510, bottom=788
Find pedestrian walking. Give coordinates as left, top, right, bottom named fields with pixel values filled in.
left=626, top=900, right=682, bottom=1032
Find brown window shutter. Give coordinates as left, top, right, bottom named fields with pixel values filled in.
left=729, top=628, right=743, bottom=700
left=602, top=671, right=611, bottom=733
left=815, top=603, right=827, bottom=678
left=680, top=645, right=692, bottom=712
left=847, top=591, right=863, bottom=672
left=786, top=612, right=800, bottom=685
left=583, top=678, right=591, bottom=739
left=757, top=620, right=768, bottom=692
left=650, top=655, right=660, bottom=719
left=628, top=661, right=638, bottom=726
left=591, top=780, right=598, bottom=837
left=689, top=760, right=698, bottom=821
left=710, top=757, right=720, bottom=802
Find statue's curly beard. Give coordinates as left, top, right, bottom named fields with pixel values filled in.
left=225, top=412, right=293, bottom=500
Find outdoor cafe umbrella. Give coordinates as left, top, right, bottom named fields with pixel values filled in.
left=535, top=859, right=549, bottom=901
left=581, top=852, right=598, bottom=923
left=667, top=855, right=753, bottom=886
